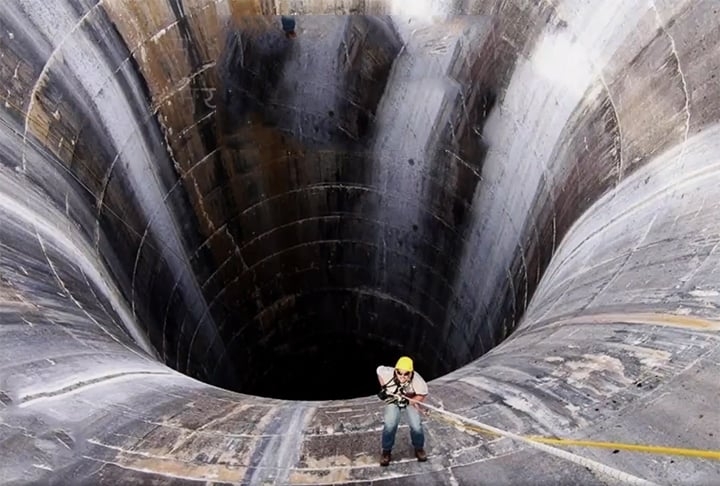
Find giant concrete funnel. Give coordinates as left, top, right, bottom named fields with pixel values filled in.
left=1, top=0, right=719, bottom=484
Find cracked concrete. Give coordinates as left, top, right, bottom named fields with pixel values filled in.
left=1, top=0, right=720, bottom=484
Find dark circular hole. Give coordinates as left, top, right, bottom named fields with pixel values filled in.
left=148, top=15, right=512, bottom=401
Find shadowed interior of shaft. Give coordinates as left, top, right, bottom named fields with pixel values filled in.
left=109, top=15, right=519, bottom=400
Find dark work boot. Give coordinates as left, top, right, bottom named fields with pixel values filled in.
left=380, top=450, right=391, bottom=466
left=415, top=448, right=428, bottom=462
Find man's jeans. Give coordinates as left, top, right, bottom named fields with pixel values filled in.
left=381, top=403, right=424, bottom=451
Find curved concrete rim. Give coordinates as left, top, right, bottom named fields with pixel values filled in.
left=1, top=1, right=720, bottom=485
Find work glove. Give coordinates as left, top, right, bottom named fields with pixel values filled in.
left=377, top=389, right=388, bottom=400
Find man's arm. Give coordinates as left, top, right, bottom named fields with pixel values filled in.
left=409, top=372, right=428, bottom=411
left=377, top=366, right=391, bottom=387
left=409, top=394, right=426, bottom=413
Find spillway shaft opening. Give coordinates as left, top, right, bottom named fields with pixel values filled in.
left=95, top=15, right=517, bottom=400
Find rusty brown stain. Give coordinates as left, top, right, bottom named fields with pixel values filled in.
left=120, top=456, right=246, bottom=482
left=227, top=0, right=266, bottom=18
left=0, top=42, right=37, bottom=117
left=105, top=0, right=304, bottom=251
left=103, top=1, right=305, bottom=265
left=181, top=0, right=229, bottom=62
left=235, top=120, right=305, bottom=197
left=303, top=453, right=376, bottom=469
left=104, top=0, right=194, bottom=109
left=105, top=0, right=222, bottom=241
left=24, top=100, right=87, bottom=180
left=554, top=312, right=720, bottom=331
left=0, top=274, right=38, bottom=311
left=288, top=467, right=352, bottom=484
left=104, top=0, right=177, bottom=51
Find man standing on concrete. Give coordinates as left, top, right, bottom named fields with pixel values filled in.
left=376, top=356, right=428, bottom=466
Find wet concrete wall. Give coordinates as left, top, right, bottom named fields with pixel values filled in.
left=1, top=0, right=719, bottom=484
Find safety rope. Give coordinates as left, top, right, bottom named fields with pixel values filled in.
left=415, top=399, right=720, bottom=461
left=400, top=397, right=660, bottom=485
left=525, top=436, right=720, bottom=461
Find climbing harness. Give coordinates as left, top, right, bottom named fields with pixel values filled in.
left=378, top=377, right=412, bottom=408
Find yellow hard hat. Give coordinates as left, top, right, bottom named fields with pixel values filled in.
left=395, top=356, right=414, bottom=372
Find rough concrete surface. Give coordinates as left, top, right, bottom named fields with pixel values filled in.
left=1, top=0, right=720, bottom=485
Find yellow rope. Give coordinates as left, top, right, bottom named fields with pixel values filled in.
left=427, top=409, right=720, bottom=461
left=527, top=436, right=720, bottom=461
